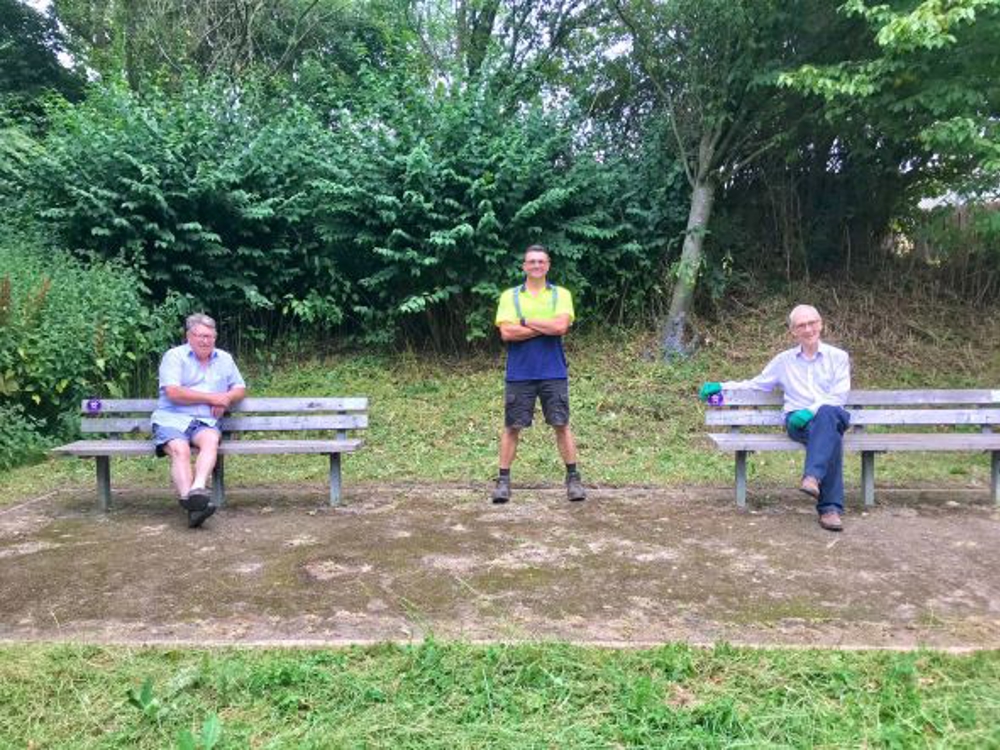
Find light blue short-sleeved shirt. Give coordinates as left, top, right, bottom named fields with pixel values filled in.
left=150, top=344, right=245, bottom=430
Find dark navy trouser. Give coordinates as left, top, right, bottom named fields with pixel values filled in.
left=785, top=405, right=851, bottom=515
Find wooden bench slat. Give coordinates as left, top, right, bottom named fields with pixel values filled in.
left=53, top=438, right=363, bottom=457
left=718, top=389, right=1000, bottom=407
left=53, top=440, right=156, bottom=457
left=708, top=433, right=1000, bottom=452
left=706, top=408, right=1000, bottom=427
left=218, top=439, right=363, bottom=455
left=78, top=397, right=368, bottom=414
left=80, top=414, right=369, bottom=434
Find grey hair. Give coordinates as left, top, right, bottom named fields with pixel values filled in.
left=185, top=313, right=217, bottom=332
left=787, top=304, right=820, bottom=329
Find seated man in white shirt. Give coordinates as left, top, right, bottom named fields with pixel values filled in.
left=150, top=314, right=246, bottom=528
left=699, top=305, right=851, bottom=532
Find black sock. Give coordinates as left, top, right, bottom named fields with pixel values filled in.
left=565, top=463, right=579, bottom=478
left=499, top=468, right=511, bottom=479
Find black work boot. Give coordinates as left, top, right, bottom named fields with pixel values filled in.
left=566, top=473, right=586, bottom=502
left=491, top=476, right=511, bottom=504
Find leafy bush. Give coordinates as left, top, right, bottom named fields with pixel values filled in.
left=0, top=231, right=179, bottom=435
left=309, top=73, right=686, bottom=344
left=18, top=75, right=685, bottom=347
left=0, top=402, right=48, bottom=471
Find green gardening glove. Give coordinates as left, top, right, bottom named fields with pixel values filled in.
left=699, top=382, right=722, bottom=402
left=788, top=409, right=814, bottom=431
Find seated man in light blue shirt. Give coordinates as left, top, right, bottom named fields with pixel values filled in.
left=150, top=313, right=246, bottom=528
left=699, top=305, right=851, bottom=532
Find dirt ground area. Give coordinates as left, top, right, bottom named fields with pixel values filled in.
left=2, top=483, right=999, bottom=650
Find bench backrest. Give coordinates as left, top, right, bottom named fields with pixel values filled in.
left=705, top=390, right=1000, bottom=429
left=78, top=398, right=369, bottom=436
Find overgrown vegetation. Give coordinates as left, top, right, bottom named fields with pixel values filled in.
left=8, top=75, right=679, bottom=347
left=0, top=230, right=179, bottom=468
left=0, top=642, right=997, bottom=748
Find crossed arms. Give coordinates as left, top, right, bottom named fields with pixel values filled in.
left=498, top=314, right=572, bottom=342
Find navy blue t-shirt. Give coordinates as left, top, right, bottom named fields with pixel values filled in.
left=506, top=336, right=568, bottom=381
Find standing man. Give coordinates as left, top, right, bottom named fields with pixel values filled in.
left=699, top=304, right=851, bottom=531
left=491, top=245, right=586, bottom=504
left=150, top=313, right=246, bottom=528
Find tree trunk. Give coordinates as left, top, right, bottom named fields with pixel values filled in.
left=661, top=177, right=716, bottom=358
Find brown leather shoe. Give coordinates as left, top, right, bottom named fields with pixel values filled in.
left=799, top=475, right=821, bottom=499
left=818, top=511, right=843, bottom=532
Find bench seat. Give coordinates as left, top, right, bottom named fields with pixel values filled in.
left=52, top=397, right=368, bottom=511
left=705, top=389, right=1000, bottom=508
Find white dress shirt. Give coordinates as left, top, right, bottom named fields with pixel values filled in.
left=722, top=341, right=851, bottom=414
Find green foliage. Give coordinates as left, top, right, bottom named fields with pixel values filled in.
left=778, top=0, right=1000, bottom=192
left=0, top=230, right=178, bottom=437
left=23, top=80, right=331, bottom=322
left=20, top=74, right=680, bottom=347
left=0, top=0, right=83, bottom=128
left=127, top=678, right=166, bottom=721
left=176, top=715, right=222, bottom=750
left=0, top=402, right=48, bottom=471
left=312, top=72, right=680, bottom=344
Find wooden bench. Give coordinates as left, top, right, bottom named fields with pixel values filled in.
left=705, top=389, right=1000, bottom=508
left=52, top=397, right=368, bottom=510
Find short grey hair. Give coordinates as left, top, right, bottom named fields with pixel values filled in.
left=787, top=305, right=820, bottom=329
left=185, top=313, right=217, bottom=332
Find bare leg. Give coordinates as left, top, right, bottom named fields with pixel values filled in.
left=190, top=429, right=220, bottom=490
left=499, top=427, right=520, bottom=470
left=164, top=439, right=193, bottom=498
left=553, top=425, right=578, bottom=465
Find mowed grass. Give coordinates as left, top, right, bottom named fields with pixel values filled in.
left=3, top=289, right=1000, bottom=505
left=1, top=642, right=999, bottom=748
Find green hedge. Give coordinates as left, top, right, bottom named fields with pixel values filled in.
left=19, top=75, right=685, bottom=346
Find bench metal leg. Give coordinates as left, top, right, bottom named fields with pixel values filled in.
left=992, top=451, right=1000, bottom=506
left=735, top=451, right=747, bottom=509
left=861, top=451, right=875, bottom=507
left=95, top=456, right=111, bottom=512
left=212, top=456, right=225, bottom=508
left=329, top=453, right=342, bottom=507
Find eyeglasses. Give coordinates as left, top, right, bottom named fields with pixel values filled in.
left=792, top=319, right=821, bottom=331
left=190, top=332, right=217, bottom=340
